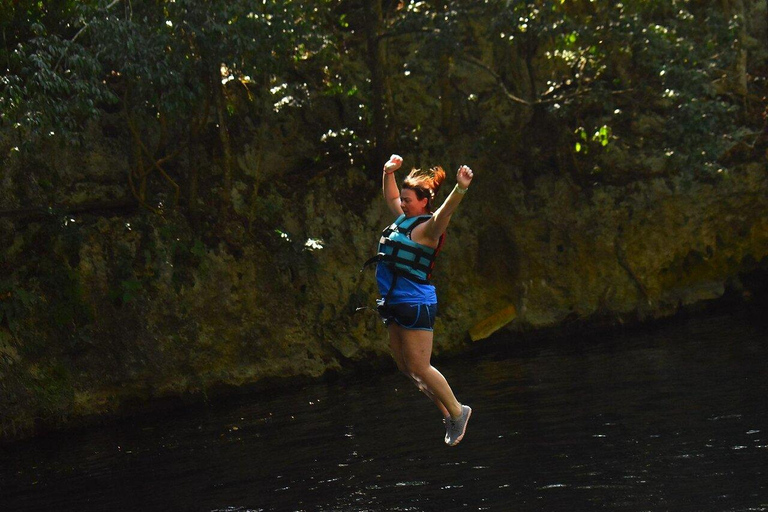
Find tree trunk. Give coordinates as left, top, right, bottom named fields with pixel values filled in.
left=364, top=0, right=388, bottom=167
left=216, top=77, right=233, bottom=209
left=187, top=142, right=200, bottom=227
left=439, top=53, right=455, bottom=140
left=722, top=0, right=749, bottom=101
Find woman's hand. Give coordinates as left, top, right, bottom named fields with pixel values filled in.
left=457, top=165, right=474, bottom=189
left=384, top=154, right=403, bottom=173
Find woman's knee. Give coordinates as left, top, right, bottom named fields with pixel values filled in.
left=393, top=358, right=409, bottom=375
left=404, top=362, right=431, bottom=382
left=396, top=357, right=418, bottom=379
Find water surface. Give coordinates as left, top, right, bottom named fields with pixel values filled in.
left=2, top=309, right=767, bottom=511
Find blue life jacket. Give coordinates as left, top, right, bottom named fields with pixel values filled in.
left=364, top=214, right=445, bottom=284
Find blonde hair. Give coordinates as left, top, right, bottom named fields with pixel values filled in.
left=402, top=166, right=446, bottom=211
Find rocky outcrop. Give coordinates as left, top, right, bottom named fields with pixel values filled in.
left=4, top=153, right=766, bottom=442
left=459, top=163, right=768, bottom=339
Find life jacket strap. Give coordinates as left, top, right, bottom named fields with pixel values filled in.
left=361, top=254, right=382, bottom=270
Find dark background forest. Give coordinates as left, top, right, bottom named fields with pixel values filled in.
left=1, top=0, right=767, bottom=442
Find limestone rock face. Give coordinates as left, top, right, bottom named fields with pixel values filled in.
left=494, top=164, right=768, bottom=331
left=2, top=152, right=767, bottom=441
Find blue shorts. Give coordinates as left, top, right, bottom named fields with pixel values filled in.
left=376, top=301, right=437, bottom=331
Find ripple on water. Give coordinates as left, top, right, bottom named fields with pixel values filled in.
left=394, top=480, right=428, bottom=487
left=210, top=508, right=264, bottom=512
left=537, top=483, right=568, bottom=490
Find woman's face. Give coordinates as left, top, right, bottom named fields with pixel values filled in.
left=400, top=188, right=428, bottom=217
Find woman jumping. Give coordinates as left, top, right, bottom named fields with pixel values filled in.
left=372, top=154, right=474, bottom=446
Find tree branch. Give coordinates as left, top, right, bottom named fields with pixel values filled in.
left=0, top=199, right=138, bottom=220
left=376, top=27, right=439, bottom=43
left=458, top=54, right=634, bottom=107
left=54, top=0, right=122, bottom=71
left=457, top=54, right=533, bottom=106
left=125, top=111, right=180, bottom=208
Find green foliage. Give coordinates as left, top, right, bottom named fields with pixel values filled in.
left=2, top=0, right=334, bottom=214
left=0, top=215, right=95, bottom=358
left=116, top=279, right=142, bottom=305
left=1, top=2, right=117, bottom=150
left=476, top=1, right=741, bottom=176
left=2, top=0, right=750, bottom=180
left=621, top=3, right=737, bottom=172
left=574, top=125, right=611, bottom=154
left=0, top=282, right=38, bottom=335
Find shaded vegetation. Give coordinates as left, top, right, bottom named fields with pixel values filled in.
left=1, top=0, right=767, bottom=440
left=3, top=1, right=764, bottom=201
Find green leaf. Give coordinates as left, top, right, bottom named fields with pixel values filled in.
left=121, top=279, right=143, bottom=304
left=191, top=240, right=206, bottom=259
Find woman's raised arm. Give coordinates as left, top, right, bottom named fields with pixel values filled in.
left=423, top=165, right=474, bottom=240
left=382, top=154, right=404, bottom=217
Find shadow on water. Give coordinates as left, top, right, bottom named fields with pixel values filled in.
left=2, top=302, right=768, bottom=511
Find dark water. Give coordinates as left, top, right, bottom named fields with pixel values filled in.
left=2, top=309, right=768, bottom=512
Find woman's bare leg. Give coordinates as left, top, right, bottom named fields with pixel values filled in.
left=388, top=324, right=450, bottom=417
left=389, top=323, right=462, bottom=419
